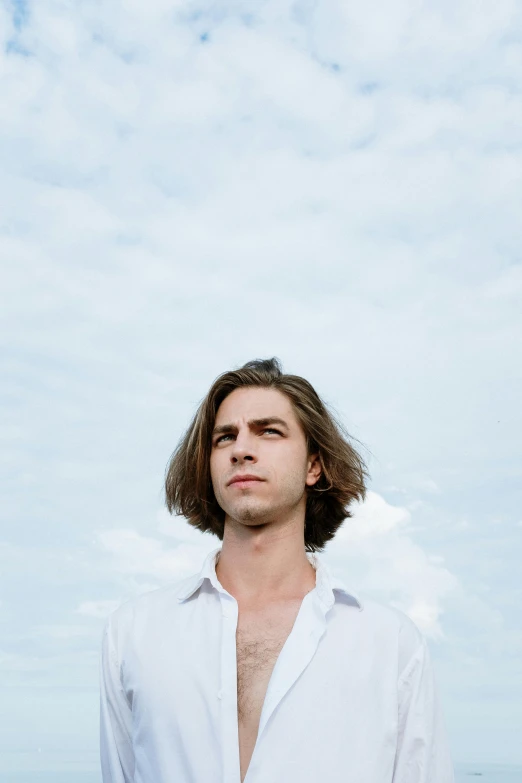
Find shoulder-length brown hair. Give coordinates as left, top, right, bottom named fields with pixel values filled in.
left=165, top=358, right=369, bottom=552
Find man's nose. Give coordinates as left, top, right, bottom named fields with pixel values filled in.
left=230, top=432, right=256, bottom=462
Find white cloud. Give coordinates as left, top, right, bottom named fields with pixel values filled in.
left=338, top=490, right=412, bottom=540
left=97, top=528, right=213, bottom=584
left=328, top=491, right=459, bottom=638
left=32, top=624, right=94, bottom=640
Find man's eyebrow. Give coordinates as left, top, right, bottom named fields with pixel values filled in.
left=250, top=416, right=289, bottom=430
left=212, top=417, right=289, bottom=437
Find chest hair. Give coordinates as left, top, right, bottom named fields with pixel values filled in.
left=236, top=612, right=297, bottom=722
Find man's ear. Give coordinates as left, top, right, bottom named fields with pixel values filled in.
left=305, top=452, right=322, bottom=487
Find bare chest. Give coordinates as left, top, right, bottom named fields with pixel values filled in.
left=235, top=601, right=303, bottom=781
left=236, top=612, right=294, bottom=721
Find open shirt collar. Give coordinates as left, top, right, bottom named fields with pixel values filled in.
left=176, top=546, right=363, bottom=611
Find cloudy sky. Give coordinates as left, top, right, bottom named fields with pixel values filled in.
left=1, top=0, right=521, bottom=776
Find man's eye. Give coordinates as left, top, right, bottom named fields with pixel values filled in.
left=215, top=428, right=281, bottom=444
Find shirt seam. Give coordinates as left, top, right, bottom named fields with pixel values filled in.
left=397, top=639, right=425, bottom=689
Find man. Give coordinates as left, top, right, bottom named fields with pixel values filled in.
left=100, top=357, right=455, bottom=783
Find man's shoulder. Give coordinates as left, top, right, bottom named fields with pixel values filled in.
left=105, top=572, right=196, bottom=632
left=360, top=596, right=424, bottom=634
left=355, top=596, right=426, bottom=663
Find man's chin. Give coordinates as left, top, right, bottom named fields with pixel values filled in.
left=227, top=504, right=272, bottom=525
left=235, top=510, right=265, bottom=524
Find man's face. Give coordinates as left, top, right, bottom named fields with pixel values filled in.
left=210, top=386, right=321, bottom=528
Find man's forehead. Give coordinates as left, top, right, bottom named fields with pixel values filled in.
left=215, top=387, right=295, bottom=423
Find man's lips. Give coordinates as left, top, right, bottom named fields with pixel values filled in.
left=227, top=475, right=265, bottom=487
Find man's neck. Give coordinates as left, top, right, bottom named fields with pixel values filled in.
left=215, top=524, right=317, bottom=608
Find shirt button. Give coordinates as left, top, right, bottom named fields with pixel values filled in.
left=217, top=690, right=223, bottom=699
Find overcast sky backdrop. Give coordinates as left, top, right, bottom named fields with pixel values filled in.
left=1, top=0, right=522, bottom=777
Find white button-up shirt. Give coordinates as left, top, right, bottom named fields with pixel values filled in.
left=100, top=546, right=455, bottom=783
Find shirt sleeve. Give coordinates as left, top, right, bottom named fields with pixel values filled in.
left=99, top=615, right=135, bottom=783
left=392, top=637, right=455, bottom=783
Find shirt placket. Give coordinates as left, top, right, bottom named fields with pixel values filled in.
left=244, top=593, right=329, bottom=783
left=219, top=590, right=241, bottom=783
